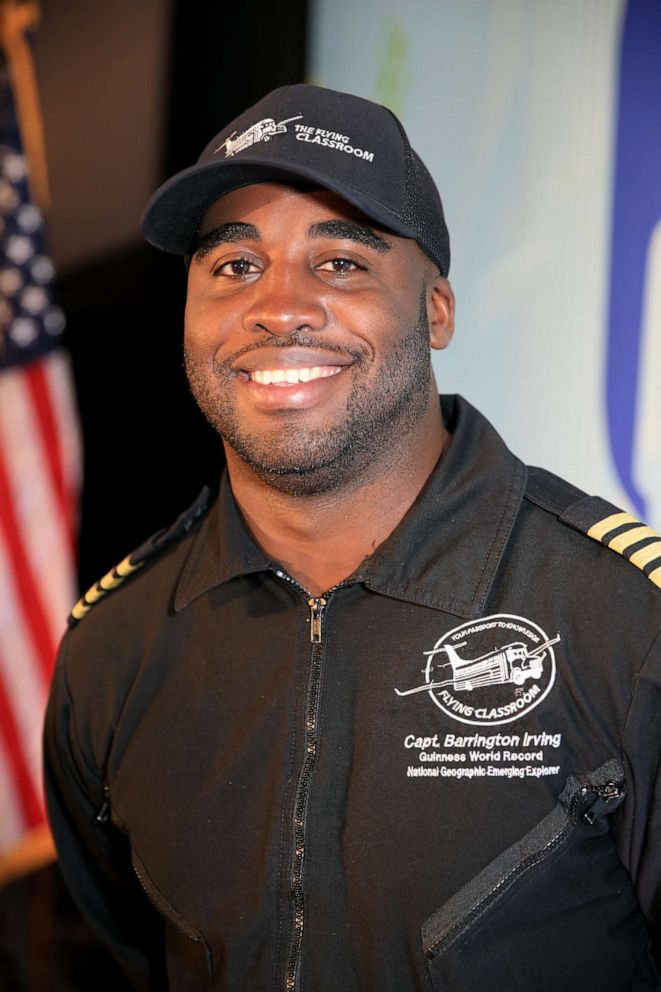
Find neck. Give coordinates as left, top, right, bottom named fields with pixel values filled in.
left=224, top=401, right=448, bottom=595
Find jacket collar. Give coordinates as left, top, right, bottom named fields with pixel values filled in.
left=355, top=396, right=526, bottom=617
left=174, top=471, right=270, bottom=611
left=174, top=396, right=527, bottom=619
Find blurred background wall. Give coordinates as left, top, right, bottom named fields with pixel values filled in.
left=35, top=0, right=171, bottom=272
left=308, top=0, right=661, bottom=528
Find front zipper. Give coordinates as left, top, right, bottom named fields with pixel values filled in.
left=309, top=596, right=326, bottom=644
left=423, top=759, right=626, bottom=960
left=273, top=569, right=339, bottom=992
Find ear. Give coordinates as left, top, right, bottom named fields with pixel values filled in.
left=427, top=276, right=455, bottom=351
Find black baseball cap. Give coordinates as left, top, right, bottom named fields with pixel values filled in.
left=142, top=84, right=450, bottom=276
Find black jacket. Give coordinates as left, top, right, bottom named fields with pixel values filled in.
left=44, top=396, right=661, bottom=991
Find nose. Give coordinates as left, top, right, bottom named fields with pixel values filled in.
left=242, top=265, right=327, bottom=337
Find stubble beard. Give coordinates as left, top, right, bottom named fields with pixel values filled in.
left=185, top=294, right=433, bottom=496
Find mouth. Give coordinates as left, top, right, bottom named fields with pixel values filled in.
left=247, top=366, right=343, bottom=385
left=230, top=346, right=355, bottom=391
left=225, top=347, right=355, bottom=413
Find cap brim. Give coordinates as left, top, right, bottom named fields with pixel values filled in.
left=142, top=158, right=417, bottom=254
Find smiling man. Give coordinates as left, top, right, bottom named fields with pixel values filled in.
left=44, top=86, right=661, bottom=991
left=183, top=181, right=451, bottom=594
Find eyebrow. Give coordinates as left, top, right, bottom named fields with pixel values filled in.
left=191, top=217, right=393, bottom=261
left=309, top=220, right=392, bottom=253
left=192, top=222, right=260, bottom=259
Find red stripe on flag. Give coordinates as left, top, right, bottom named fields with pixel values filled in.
left=0, top=672, right=43, bottom=829
left=24, top=359, right=76, bottom=554
left=0, top=444, right=57, bottom=681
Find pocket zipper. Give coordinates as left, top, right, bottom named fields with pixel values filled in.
left=96, top=783, right=110, bottom=823
left=95, top=783, right=214, bottom=977
left=423, top=758, right=626, bottom=960
left=130, top=850, right=210, bottom=949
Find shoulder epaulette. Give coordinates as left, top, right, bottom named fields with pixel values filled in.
left=525, top=466, right=586, bottom=515
left=526, top=467, right=661, bottom=589
left=560, top=494, right=661, bottom=589
left=68, top=487, right=214, bottom=627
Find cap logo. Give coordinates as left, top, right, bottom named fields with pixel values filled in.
left=294, top=122, right=375, bottom=162
left=215, top=115, right=303, bottom=158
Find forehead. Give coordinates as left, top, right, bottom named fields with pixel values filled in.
left=198, top=181, right=403, bottom=244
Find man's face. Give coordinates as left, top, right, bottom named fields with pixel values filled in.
left=184, top=182, right=450, bottom=495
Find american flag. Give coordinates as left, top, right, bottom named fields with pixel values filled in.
left=0, top=40, right=80, bottom=857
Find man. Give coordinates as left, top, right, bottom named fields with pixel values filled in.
left=44, top=85, right=661, bottom=991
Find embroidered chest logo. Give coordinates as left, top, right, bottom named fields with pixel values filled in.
left=215, top=115, right=303, bottom=157
left=395, top=614, right=559, bottom=727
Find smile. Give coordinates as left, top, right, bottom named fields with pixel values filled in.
left=248, top=366, right=343, bottom=385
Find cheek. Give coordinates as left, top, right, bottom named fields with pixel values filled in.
left=350, top=301, right=417, bottom=356
left=183, top=296, right=230, bottom=360
left=332, top=295, right=401, bottom=349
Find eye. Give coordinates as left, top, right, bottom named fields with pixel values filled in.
left=315, top=257, right=365, bottom=275
left=212, top=256, right=261, bottom=278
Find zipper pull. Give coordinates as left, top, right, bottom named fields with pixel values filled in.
left=583, top=780, right=626, bottom=825
left=96, top=783, right=110, bottom=823
left=308, top=597, right=327, bottom=644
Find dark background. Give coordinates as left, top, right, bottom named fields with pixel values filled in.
left=0, top=1, right=308, bottom=988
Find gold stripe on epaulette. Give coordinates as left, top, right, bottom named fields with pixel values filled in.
left=70, top=555, right=144, bottom=622
left=587, top=511, right=661, bottom=588
left=607, top=525, right=658, bottom=554
left=71, top=599, right=91, bottom=621
left=116, top=556, right=138, bottom=578
left=630, top=540, right=661, bottom=570
left=98, top=555, right=135, bottom=590
left=587, top=512, right=638, bottom=541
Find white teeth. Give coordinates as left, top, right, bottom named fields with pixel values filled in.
left=250, top=366, right=342, bottom=385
